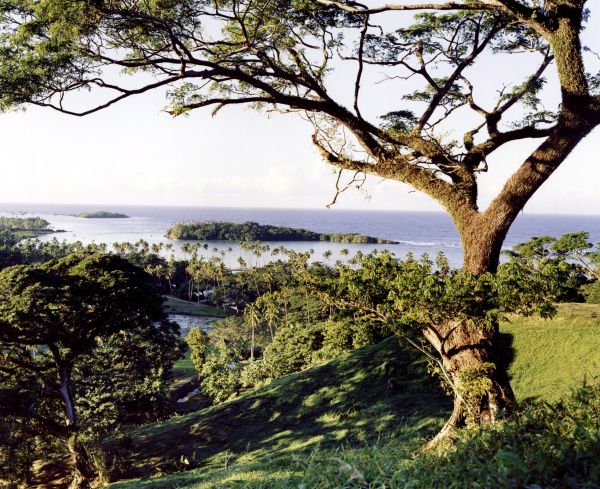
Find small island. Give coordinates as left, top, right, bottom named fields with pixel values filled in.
left=76, top=211, right=129, bottom=219
left=165, top=220, right=398, bottom=244
left=0, top=216, right=63, bottom=239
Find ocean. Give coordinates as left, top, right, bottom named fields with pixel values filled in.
left=2, top=202, right=600, bottom=268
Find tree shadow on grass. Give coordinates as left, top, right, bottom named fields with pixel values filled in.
left=108, top=337, right=451, bottom=487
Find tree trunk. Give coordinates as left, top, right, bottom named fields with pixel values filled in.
left=426, top=216, right=517, bottom=441
left=51, top=352, right=97, bottom=489
left=424, top=318, right=516, bottom=442
left=456, top=210, right=513, bottom=274
left=67, top=435, right=96, bottom=489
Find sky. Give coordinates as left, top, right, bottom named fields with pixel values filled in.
left=0, top=7, right=598, bottom=214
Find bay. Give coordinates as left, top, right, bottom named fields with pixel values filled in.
left=1, top=202, right=600, bottom=268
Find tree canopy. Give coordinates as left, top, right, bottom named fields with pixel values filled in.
left=0, top=252, right=183, bottom=488
left=0, top=0, right=599, bottom=439
left=0, top=0, right=598, bottom=275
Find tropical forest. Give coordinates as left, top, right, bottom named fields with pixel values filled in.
left=0, top=0, right=600, bottom=488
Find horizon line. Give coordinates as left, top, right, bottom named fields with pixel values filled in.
left=0, top=201, right=599, bottom=218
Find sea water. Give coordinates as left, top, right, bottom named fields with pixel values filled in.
left=1, top=203, right=600, bottom=268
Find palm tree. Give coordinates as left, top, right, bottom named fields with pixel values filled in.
left=244, top=304, right=260, bottom=362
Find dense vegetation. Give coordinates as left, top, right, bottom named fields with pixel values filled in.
left=0, top=248, right=185, bottom=488
left=0, top=216, right=49, bottom=230
left=107, top=315, right=600, bottom=488
left=1, top=228, right=600, bottom=487
left=0, top=0, right=599, bottom=484
left=0, top=215, right=58, bottom=240
left=77, top=212, right=129, bottom=219
left=0, top=0, right=599, bottom=450
left=165, top=221, right=398, bottom=244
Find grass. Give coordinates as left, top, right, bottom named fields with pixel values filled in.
left=107, top=303, right=600, bottom=489
left=163, top=296, right=231, bottom=318
left=502, top=302, right=600, bottom=401
left=169, top=350, right=198, bottom=396
left=108, top=337, right=449, bottom=488
left=173, top=350, right=196, bottom=378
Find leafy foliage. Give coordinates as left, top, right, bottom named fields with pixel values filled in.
left=398, top=384, right=600, bottom=488
left=195, top=248, right=562, bottom=400
left=0, top=252, right=184, bottom=486
left=186, top=327, right=210, bottom=374
left=0, top=0, right=598, bottom=439
left=504, top=231, right=600, bottom=302
left=200, top=344, right=242, bottom=404
left=166, top=221, right=397, bottom=244
left=0, top=216, right=50, bottom=230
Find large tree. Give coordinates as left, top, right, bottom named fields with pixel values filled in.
left=0, top=0, right=598, bottom=435
left=0, top=253, right=182, bottom=488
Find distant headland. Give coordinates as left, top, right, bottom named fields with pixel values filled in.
left=165, top=220, right=398, bottom=244
left=75, top=211, right=129, bottom=219
left=0, top=216, right=64, bottom=239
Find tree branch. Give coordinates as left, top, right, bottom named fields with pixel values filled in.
left=314, top=0, right=500, bottom=14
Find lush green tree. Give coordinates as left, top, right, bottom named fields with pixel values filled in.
left=247, top=322, right=325, bottom=381
left=0, top=253, right=178, bottom=489
left=186, top=327, right=210, bottom=374
left=505, top=231, right=599, bottom=301
left=75, top=319, right=185, bottom=428
left=1, top=0, right=599, bottom=433
left=240, top=316, right=383, bottom=387
left=313, top=250, right=559, bottom=435
left=200, top=343, right=242, bottom=404
left=0, top=229, right=24, bottom=270
left=551, top=231, right=600, bottom=280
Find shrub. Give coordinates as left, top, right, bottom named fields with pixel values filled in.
left=240, top=319, right=383, bottom=387
left=582, top=281, right=600, bottom=304
left=316, top=318, right=381, bottom=362
left=200, top=345, right=242, bottom=404
left=186, top=327, right=210, bottom=374
left=247, top=323, right=325, bottom=382
left=403, top=384, right=600, bottom=488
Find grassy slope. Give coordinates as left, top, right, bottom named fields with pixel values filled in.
left=504, top=302, right=600, bottom=401
left=169, top=350, right=198, bottom=397
left=109, top=338, right=449, bottom=488
left=163, top=296, right=230, bottom=318
left=109, top=303, right=600, bottom=488
left=173, top=350, right=196, bottom=378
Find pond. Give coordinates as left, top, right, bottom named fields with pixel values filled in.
left=167, top=314, right=220, bottom=335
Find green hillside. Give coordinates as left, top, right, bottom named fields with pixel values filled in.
left=108, top=303, right=600, bottom=489
left=504, top=302, right=600, bottom=401
left=109, top=337, right=449, bottom=488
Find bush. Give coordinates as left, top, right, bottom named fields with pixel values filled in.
left=316, top=318, right=381, bottom=363
left=186, top=327, right=210, bottom=374
left=582, top=281, right=600, bottom=304
left=200, top=345, right=242, bottom=404
left=239, top=319, right=384, bottom=387
left=404, top=384, right=600, bottom=488
left=243, top=323, right=325, bottom=384
left=0, top=418, right=34, bottom=486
